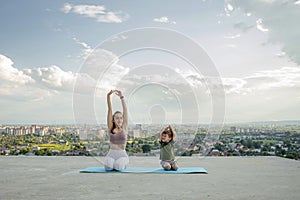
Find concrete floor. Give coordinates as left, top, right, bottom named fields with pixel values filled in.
left=0, top=156, right=299, bottom=200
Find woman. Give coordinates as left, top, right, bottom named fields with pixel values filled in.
left=104, top=89, right=129, bottom=170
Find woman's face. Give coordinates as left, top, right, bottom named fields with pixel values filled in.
left=113, top=113, right=123, bottom=128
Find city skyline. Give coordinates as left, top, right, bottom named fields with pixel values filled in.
left=0, top=0, right=300, bottom=124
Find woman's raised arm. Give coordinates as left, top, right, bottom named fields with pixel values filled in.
left=115, top=90, right=128, bottom=130
left=107, top=90, right=114, bottom=132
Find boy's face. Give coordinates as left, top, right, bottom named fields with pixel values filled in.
left=161, top=133, right=171, bottom=142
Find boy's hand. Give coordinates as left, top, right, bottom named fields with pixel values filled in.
left=165, top=125, right=172, bottom=131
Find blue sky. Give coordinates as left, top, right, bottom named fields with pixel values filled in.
left=0, top=0, right=300, bottom=124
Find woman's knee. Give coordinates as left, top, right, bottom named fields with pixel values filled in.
left=113, top=157, right=129, bottom=170
left=104, top=157, right=114, bottom=170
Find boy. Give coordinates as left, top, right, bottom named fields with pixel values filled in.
left=159, top=125, right=179, bottom=170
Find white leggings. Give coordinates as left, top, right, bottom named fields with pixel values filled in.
left=104, top=149, right=129, bottom=170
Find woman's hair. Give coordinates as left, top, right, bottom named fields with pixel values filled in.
left=112, top=111, right=122, bottom=131
left=162, top=128, right=173, bottom=138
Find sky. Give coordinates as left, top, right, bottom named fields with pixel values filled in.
left=0, top=0, right=300, bottom=125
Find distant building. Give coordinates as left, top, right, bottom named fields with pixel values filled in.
left=135, top=124, right=142, bottom=130
left=31, top=125, right=36, bottom=134
left=32, top=146, right=40, bottom=151
left=78, top=129, right=88, bottom=140
left=210, top=149, right=220, bottom=156
left=19, top=126, right=26, bottom=135
left=230, top=126, right=237, bottom=133
left=98, top=129, right=105, bottom=138
left=133, top=129, right=140, bottom=138
left=0, top=128, right=6, bottom=134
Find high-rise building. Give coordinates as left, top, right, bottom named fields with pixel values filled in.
left=135, top=124, right=142, bottom=131
left=31, top=125, right=36, bottom=134
left=230, top=126, right=237, bottom=133
left=133, top=129, right=140, bottom=138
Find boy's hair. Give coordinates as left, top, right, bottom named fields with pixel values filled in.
left=162, top=128, right=173, bottom=138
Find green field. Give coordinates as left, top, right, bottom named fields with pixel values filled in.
left=34, top=144, right=70, bottom=151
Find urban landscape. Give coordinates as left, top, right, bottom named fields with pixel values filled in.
left=1, top=121, right=299, bottom=160
left=1, top=1, right=300, bottom=199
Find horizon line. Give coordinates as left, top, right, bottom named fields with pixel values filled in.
left=1, top=119, right=300, bottom=126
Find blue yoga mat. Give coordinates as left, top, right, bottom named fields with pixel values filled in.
left=80, top=167, right=207, bottom=174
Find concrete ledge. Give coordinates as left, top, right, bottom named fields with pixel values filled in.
left=0, top=156, right=299, bottom=200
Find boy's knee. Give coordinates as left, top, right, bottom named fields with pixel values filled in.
left=163, top=163, right=171, bottom=170
left=171, top=164, right=179, bottom=170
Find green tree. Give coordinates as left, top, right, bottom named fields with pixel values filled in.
left=142, top=144, right=151, bottom=153
left=286, top=151, right=298, bottom=160
left=253, top=141, right=261, bottom=149
left=246, top=139, right=253, bottom=148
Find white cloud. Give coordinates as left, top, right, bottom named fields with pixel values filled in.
left=73, top=37, right=93, bottom=59
left=222, top=66, right=300, bottom=94
left=225, top=3, right=234, bottom=14
left=1, top=52, right=299, bottom=123
left=61, top=3, right=129, bottom=23
left=233, top=22, right=254, bottom=32
left=113, top=67, right=207, bottom=94
left=227, top=44, right=237, bottom=48
left=91, top=62, right=299, bottom=98
left=0, top=55, right=59, bottom=102
left=224, top=34, right=241, bottom=39
left=70, top=48, right=130, bottom=95
left=246, top=66, right=300, bottom=90
left=153, top=16, right=176, bottom=24
left=72, top=4, right=106, bottom=16
left=61, top=3, right=72, bottom=13
left=23, top=65, right=77, bottom=90
left=23, top=51, right=129, bottom=95
left=256, top=18, right=269, bottom=32
left=0, top=54, right=98, bottom=99
left=225, top=0, right=300, bottom=65
left=153, top=16, right=168, bottom=23
left=95, top=63, right=130, bottom=92
left=0, top=54, right=34, bottom=84
left=222, top=77, right=248, bottom=94
left=276, top=51, right=286, bottom=57
left=174, top=68, right=205, bottom=87
left=111, top=35, right=128, bottom=43
left=3, top=54, right=297, bottom=98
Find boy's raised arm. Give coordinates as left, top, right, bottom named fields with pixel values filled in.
left=169, top=125, right=176, bottom=141
left=158, top=129, right=163, bottom=141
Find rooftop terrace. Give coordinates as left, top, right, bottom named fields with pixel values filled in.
left=0, top=156, right=299, bottom=200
